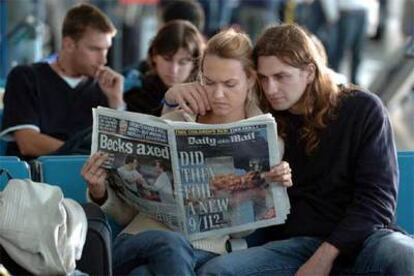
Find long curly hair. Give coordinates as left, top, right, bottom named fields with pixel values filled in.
left=253, top=24, right=348, bottom=154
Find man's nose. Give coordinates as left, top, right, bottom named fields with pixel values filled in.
left=265, top=78, right=278, bottom=95
left=99, top=51, right=107, bottom=65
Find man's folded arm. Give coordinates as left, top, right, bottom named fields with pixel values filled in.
left=14, top=129, right=64, bottom=157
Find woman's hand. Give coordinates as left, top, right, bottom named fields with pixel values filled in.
left=163, top=82, right=210, bottom=115
left=261, top=207, right=276, bottom=219
left=264, top=161, right=293, bottom=187
left=81, top=152, right=108, bottom=200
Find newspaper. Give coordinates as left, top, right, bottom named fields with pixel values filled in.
left=92, top=107, right=290, bottom=241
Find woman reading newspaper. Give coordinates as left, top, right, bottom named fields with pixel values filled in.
left=82, top=28, right=292, bottom=275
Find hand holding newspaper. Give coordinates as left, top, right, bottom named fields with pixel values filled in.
left=92, top=107, right=290, bottom=241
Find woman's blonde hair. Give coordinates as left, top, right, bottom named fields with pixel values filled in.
left=201, top=28, right=260, bottom=108
left=254, top=24, right=347, bottom=154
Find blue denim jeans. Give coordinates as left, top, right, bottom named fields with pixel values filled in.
left=198, top=229, right=414, bottom=275
left=331, top=9, right=367, bottom=84
left=113, top=230, right=218, bottom=276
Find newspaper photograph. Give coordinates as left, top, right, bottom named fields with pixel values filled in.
left=92, top=107, right=290, bottom=240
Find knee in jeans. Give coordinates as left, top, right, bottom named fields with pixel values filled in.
left=386, top=240, right=414, bottom=273
left=198, top=257, right=234, bottom=276
left=150, top=230, right=193, bottom=255
left=152, top=230, right=188, bottom=246
left=374, top=232, right=414, bottom=274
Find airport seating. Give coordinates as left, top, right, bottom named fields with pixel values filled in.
left=0, top=156, right=19, bottom=161
left=0, top=157, right=31, bottom=189
left=35, top=155, right=89, bottom=203
left=1, top=155, right=113, bottom=275
left=395, top=151, right=414, bottom=234
left=2, top=151, right=413, bottom=238
left=34, top=154, right=123, bottom=238
left=0, top=141, right=8, bottom=156
left=0, top=109, right=7, bottom=156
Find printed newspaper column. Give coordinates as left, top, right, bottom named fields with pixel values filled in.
left=173, top=124, right=283, bottom=240
left=92, top=108, right=180, bottom=231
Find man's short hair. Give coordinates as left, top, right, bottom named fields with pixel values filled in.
left=155, top=159, right=169, bottom=171
left=161, top=0, right=205, bottom=31
left=62, top=3, right=117, bottom=41
left=125, top=154, right=137, bottom=165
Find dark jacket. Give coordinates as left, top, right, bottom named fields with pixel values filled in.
left=1, top=63, right=107, bottom=159
left=267, top=90, right=398, bottom=258
left=124, top=74, right=168, bottom=116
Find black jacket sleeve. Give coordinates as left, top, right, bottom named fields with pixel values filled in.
left=2, top=65, right=40, bottom=132
left=326, top=94, right=398, bottom=256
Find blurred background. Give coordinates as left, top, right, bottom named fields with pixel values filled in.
left=0, top=0, right=413, bottom=149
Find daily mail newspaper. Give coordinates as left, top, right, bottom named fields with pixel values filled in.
left=92, top=107, right=290, bottom=241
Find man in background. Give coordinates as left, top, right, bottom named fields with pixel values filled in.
left=0, top=3, right=125, bottom=159
left=160, top=0, right=205, bottom=32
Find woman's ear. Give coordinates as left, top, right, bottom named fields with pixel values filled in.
left=247, top=70, right=256, bottom=89
left=148, top=46, right=157, bottom=71
left=149, top=55, right=156, bottom=69
left=305, top=63, right=316, bottom=84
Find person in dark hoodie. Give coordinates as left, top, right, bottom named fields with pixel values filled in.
left=123, top=20, right=204, bottom=116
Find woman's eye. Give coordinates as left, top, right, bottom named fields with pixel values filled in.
left=225, top=81, right=237, bottom=88
left=179, top=58, right=192, bottom=66
left=162, top=56, right=173, bottom=61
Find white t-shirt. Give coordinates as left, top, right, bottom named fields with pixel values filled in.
left=117, top=166, right=145, bottom=192
left=152, top=172, right=175, bottom=204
